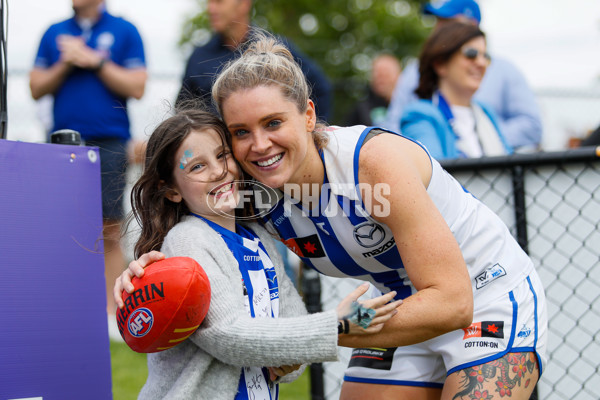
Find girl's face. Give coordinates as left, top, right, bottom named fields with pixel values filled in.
left=221, top=85, right=317, bottom=190
left=166, top=129, right=241, bottom=225
left=436, top=36, right=489, bottom=98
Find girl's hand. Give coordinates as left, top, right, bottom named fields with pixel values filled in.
left=268, top=364, right=302, bottom=381
left=113, top=251, right=166, bottom=308
left=336, top=283, right=402, bottom=335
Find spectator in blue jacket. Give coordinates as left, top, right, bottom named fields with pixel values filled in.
left=383, top=0, right=542, bottom=152
left=176, top=0, right=332, bottom=121
left=400, top=22, right=512, bottom=160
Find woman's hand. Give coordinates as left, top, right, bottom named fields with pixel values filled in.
left=268, top=364, right=302, bottom=381
left=113, top=251, right=165, bottom=308
left=336, top=283, right=402, bottom=335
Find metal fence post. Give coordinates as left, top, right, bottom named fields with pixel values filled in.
left=301, top=265, right=326, bottom=400
left=512, top=164, right=529, bottom=253
left=512, top=165, right=537, bottom=400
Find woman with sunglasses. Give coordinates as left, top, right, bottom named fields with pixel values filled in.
left=400, top=21, right=512, bottom=160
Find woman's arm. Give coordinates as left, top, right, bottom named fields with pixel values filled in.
left=339, top=133, right=473, bottom=348
left=115, top=221, right=400, bottom=364
left=159, top=223, right=339, bottom=367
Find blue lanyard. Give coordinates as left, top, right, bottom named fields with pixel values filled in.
left=432, top=91, right=455, bottom=126
left=432, top=91, right=467, bottom=158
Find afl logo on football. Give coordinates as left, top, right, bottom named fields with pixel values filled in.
left=127, top=307, right=154, bottom=338
left=353, top=222, right=386, bottom=248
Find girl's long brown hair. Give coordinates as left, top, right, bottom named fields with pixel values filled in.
left=125, top=108, right=230, bottom=258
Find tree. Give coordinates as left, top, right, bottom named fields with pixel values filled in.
left=180, top=0, right=432, bottom=123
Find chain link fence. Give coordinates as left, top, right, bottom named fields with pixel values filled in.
left=311, top=148, right=600, bottom=400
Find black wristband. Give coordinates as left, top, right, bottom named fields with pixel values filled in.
left=92, top=58, right=105, bottom=73
left=338, top=319, right=350, bottom=334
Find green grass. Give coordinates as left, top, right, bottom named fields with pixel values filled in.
left=110, top=340, right=310, bottom=399
left=280, top=368, right=310, bottom=400
left=109, top=341, right=148, bottom=400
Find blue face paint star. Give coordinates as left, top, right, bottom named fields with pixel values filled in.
left=179, top=149, right=193, bottom=169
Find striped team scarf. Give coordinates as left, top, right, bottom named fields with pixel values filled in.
left=191, top=214, right=280, bottom=400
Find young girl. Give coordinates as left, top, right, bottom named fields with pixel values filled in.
left=116, top=108, right=400, bottom=399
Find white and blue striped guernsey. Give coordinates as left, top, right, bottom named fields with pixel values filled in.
left=263, top=125, right=534, bottom=308
left=191, top=214, right=280, bottom=400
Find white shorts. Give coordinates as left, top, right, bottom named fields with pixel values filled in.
left=344, top=274, right=548, bottom=388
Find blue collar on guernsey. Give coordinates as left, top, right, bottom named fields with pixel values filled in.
left=190, top=212, right=247, bottom=244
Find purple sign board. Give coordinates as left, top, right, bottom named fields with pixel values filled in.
left=0, top=140, right=112, bottom=399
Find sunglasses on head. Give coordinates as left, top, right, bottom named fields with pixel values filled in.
left=461, top=47, right=491, bottom=62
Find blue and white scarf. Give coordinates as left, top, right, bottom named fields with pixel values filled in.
left=191, top=214, right=280, bottom=400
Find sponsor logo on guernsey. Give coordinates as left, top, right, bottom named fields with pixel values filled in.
left=353, top=222, right=386, bottom=248
left=518, top=324, right=531, bottom=338
left=475, top=263, right=507, bottom=289
left=464, top=341, right=500, bottom=349
left=463, top=321, right=504, bottom=340
left=348, top=347, right=395, bottom=370
left=282, top=234, right=326, bottom=258
left=361, top=237, right=396, bottom=258
left=352, top=221, right=396, bottom=258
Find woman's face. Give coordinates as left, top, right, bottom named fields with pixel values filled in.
left=167, top=129, right=241, bottom=224
left=221, top=85, right=317, bottom=190
left=436, top=36, right=489, bottom=99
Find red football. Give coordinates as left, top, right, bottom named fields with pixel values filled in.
left=116, top=257, right=211, bottom=353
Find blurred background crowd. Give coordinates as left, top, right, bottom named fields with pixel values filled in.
left=7, top=0, right=600, bottom=151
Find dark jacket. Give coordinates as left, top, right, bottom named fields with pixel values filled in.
left=176, top=33, right=332, bottom=120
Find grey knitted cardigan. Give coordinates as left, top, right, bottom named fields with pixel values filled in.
left=137, top=215, right=339, bottom=399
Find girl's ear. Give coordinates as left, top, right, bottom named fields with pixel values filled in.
left=160, top=180, right=182, bottom=203
left=165, top=189, right=183, bottom=203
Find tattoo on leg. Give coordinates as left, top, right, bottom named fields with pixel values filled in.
left=452, top=352, right=537, bottom=399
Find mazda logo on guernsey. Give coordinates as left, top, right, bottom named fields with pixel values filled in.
left=353, top=222, right=386, bottom=248
left=128, top=307, right=154, bottom=338
left=207, top=180, right=276, bottom=220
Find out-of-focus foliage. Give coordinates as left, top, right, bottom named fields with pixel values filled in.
left=180, top=0, right=433, bottom=123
